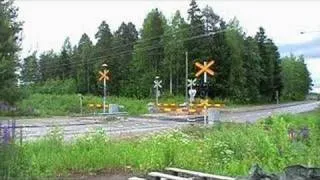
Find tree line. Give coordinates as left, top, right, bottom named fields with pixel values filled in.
left=1, top=0, right=313, bottom=104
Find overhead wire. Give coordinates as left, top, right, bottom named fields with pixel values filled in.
left=31, top=23, right=207, bottom=71
left=25, top=26, right=231, bottom=78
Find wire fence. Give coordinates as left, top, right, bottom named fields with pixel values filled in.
left=0, top=120, right=23, bottom=146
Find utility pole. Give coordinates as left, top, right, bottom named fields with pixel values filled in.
left=185, top=51, right=188, bottom=104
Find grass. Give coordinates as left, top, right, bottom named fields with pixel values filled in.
left=1, top=109, right=319, bottom=179
left=5, top=93, right=238, bottom=117
left=15, top=93, right=151, bottom=116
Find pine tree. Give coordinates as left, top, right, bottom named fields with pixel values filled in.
left=202, top=5, right=220, bottom=33
left=59, top=37, right=72, bottom=80
left=224, top=19, right=246, bottom=101
left=21, top=51, right=39, bottom=84
left=38, top=50, right=59, bottom=82
left=255, top=27, right=277, bottom=101
left=201, top=5, right=221, bottom=57
left=243, top=36, right=262, bottom=102
left=187, top=0, right=205, bottom=60
left=164, top=10, right=188, bottom=95
left=77, top=33, right=93, bottom=94
left=132, top=8, right=166, bottom=98
left=0, top=0, right=23, bottom=103
left=207, top=18, right=230, bottom=98
left=113, top=22, right=138, bottom=96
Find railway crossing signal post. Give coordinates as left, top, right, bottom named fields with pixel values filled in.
left=187, top=78, right=197, bottom=103
left=99, top=64, right=110, bottom=114
left=195, top=60, right=214, bottom=84
left=154, top=76, right=162, bottom=106
left=195, top=60, right=215, bottom=125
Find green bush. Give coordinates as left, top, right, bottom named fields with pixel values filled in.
left=22, top=79, right=77, bottom=95
left=0, top=144, right=31, bottom=179
left=10, top=109, right=319, bottom=178
left=16, top=94, right=150, bottom=116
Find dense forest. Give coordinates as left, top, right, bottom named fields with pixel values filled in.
left=1, top=0, right=313, bottom=104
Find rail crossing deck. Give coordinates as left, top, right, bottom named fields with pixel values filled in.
left=157, top=103, right=225, bottom=115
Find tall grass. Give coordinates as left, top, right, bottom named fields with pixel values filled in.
left=14, top=93, right=237, bottom=117
left=3, top=109, right=318, bottom=178
left=17, top=93, right=150, bottom=116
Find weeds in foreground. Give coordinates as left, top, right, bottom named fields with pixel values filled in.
left=1, top=111, right=320, bottom=178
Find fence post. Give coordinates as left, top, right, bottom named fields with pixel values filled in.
left=12, top=119, right=16, bottom=141
left=20, top=127, right=23, bottom=146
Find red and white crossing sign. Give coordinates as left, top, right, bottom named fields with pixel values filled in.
left=98, top=70, right=110, bottom=81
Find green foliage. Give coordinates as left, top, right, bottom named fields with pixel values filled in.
left=59, top=37, right=72, bottom=80
left=38, top=50, right=59, bottom=82
left=224, top=23, right=246, bottom=101
left=0, top=144, right=31, bottom=178
left=22, top=79, right=77, bottom=95
left=112, top=22, right=138, bottom=96
left=163, top=10, right=188, bottom=95
left=0, top=0, right=23, bottom=104
left=17, top=93, right=150, bottom=116
left=187, top=0, right=204, bottom=60
left=4, top=110, right=320, bottom=178
left=243, top=37, right=262, bottom=102
left=281, top=55, right=312, bottom=101
left=21, top=51, right=39, bottom=83
left=14, top=92, right=240, bottom=117
left=131, top=8, right=166, bottom=98
left=255, top=28, right=282, bottom=102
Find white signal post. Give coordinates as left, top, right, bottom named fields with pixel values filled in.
left=187, top=78, right=197, bottom=89
left=99, top=64, right=110, bottom=114
left=187, top=78, right=197, bottom=103
left=204, top=61, right=207, bottom=83
left=154, top=76, right=162, bottom=106
left=195, top=60, right=215, bottom=125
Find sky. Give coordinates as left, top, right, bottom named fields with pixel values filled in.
left=15, top=0, right=320, bottom=93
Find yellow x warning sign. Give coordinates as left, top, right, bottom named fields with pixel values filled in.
left=98, top=70, right=110, bottom=81
left=195, top=60, right=215, bottom=77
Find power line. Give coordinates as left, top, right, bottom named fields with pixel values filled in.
left=28, top=23, right=205, bottom=70
left=36, top=27, right=228, bottom=73
left=22, top=28, right=232, bottom=79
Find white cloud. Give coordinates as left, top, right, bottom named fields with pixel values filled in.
left=15, top=0, right=320, bottom=56
left=305, top=58, right=320, bottom=93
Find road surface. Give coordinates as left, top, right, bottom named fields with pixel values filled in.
left=5, top=101, right=320, bottom=141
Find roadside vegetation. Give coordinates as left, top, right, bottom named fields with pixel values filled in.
left=1, top=109, right=319, bottom=178
left=4, top=92, right=287, bottom=117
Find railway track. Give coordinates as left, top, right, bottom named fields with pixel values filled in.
left=2, top=101, right=319, bottom=142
